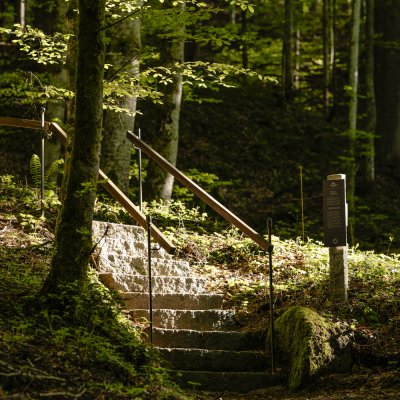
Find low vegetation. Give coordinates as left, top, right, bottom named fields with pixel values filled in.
left=1, top=175, right=399, bottom=398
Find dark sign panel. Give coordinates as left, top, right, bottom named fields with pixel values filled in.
left=323, top=178, right=347, bottom=247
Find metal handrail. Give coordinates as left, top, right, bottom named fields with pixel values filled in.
left=126, top=131, right=270, bottom=251
left=0, top=116, right=175, bottom=254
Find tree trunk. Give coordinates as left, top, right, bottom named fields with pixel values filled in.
left=282, top=0, right=294, bottom=103
left=346, top=0, right=361, bottom=246
left=42, top=0, right=106, bottom=294
left=330, top=0, right=338, bottom=119
left=323, top=0, right=331, bottom=116
left=145, top=1, right=185, bottom=201
left=241, top=10, right=248, bottom=69
left=13, top=0, right=25, bottom=27
left=294, top=28, right=300, bottom=90
left=375, top=0, right=400, bottom=166
left=58, top=0, right=79, bottom=202
left=101, top=13, right=141, bottom=193
left=359, top=0, right=376, bottom=192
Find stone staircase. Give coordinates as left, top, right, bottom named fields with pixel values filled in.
left=93, top=221, right=284, bottom=392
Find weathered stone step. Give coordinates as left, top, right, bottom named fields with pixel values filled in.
left=95, top=256, right=191, bottom=276
left=171, top=370, right=286, bottom=392
left=128, top=309, right=239, bottom=331
left=99, top=273, right=210, bottom=294
left=93, top=221, right=171, bottom=261
left=122, top=293, right=224, bottom=310
left=149, top=328, right=265, bottom=350
left=159, top=348, right=267, bottom=372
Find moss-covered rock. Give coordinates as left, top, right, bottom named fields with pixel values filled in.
left=273, top=306, right=352, bottom=391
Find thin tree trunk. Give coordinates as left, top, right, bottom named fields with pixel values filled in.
left=323, top=0, right=331, bottom=116
left=145, top=1, right=185, bottom=201
left=13, top=0, right=25, bottom=27
left=42, top=0, right=106, bottom=294
left=294, top=28, right=300, bottom=90
left=282, top=0, right=294, bottom=103
left=241, top=10, right=248, bottom=69
left=375, top=0, right=400, bottom=166
left=359, top=0, right=376, bottom=191
left=101, top=13, right=141, bottom=193
left=330, top=0, right=338, bottom=119
left=346, top=0, right=361, bottom=246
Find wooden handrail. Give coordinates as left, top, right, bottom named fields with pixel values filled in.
left=0, top=116, right=176, bottom=254
left=127, top=131, right=270, bottom=251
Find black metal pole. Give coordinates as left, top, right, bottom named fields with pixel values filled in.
left=138, top=128, right=143, bottom=212
left=147, top=215, right=153, bottom=344
left=267, top=217, right=275, bottom=373
left=40, top=107, right=46, bottom=218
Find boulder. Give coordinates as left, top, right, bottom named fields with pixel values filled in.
left=273, top=306, right=352, bottom=391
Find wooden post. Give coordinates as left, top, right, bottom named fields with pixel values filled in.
left=323, top=174, right=348, bottom=302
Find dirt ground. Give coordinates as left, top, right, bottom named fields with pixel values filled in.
left=190, top=367, right=400, bottom=400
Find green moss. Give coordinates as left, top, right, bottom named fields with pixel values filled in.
left=274, top=306, right=335, bottom=391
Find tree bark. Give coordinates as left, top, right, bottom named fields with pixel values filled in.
left=359, top=0, right=376, bottom=191
left=42, top=0, right=106, bottom=294
left=145, top=1, right=185, bottom=201
left=323, top=0, right=331, bottom=116
left=101, top=13, right=141, bottom=193
left=375, top=0, right=400, bottom=166
left=58, top=0, right=79, bottom=202
left=282, top=0, right=294, bottom=103
left=346, top=0, right=361, bottom=246
left=241, top=10, right=248, bottom=69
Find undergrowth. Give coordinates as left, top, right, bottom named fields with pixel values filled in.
left=0, top=176, right=186, bottom=399
left=1, top=175, right=399, bottom=398
left=171, top=227, right=400, bottom=366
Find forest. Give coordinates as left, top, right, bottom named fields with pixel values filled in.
left=0, top=0, right=400, bottom=399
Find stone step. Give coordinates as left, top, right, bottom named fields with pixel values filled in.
left=128, top=309, right=240, bottom=331
left=122, top=293, right=224, bottom=310
left=92, top=221, right=171, bottom=261
left=171, top=370, right=286, bottom=392
left=100, top=273, right=210, bottom=294
left=149, top=328, right=265, bottom=350
left=158, top=348, right=267, bottom=372
left=95, top=256, right=191, bottom=276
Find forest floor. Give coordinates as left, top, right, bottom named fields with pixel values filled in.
left=1, top=177, right=399, bottom=399
left=191, top=367, right=400, bottom=399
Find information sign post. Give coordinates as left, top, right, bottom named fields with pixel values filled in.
left=323, top=174, right=348, bottom=302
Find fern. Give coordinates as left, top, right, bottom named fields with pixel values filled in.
left=30, top=154, right=41, bottom=188
left=29, top=154, right=64, bottom=189
left=44, top=158, right=64, bottom=187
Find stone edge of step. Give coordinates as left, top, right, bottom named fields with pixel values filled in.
left=170, top=370, right=287, bottom=392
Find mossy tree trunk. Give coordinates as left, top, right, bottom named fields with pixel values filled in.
left=42, top=0, right=106, bottom=295
left=59, top=0, right=78, bottom=202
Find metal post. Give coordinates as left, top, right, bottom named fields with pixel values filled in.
left=40, top=107, right=46, bottom=218
left=147, top=215, right=153, bottom=344
left=138, top=128, right=143, bottom=212
left=267, top=218, right=275, bottom=373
